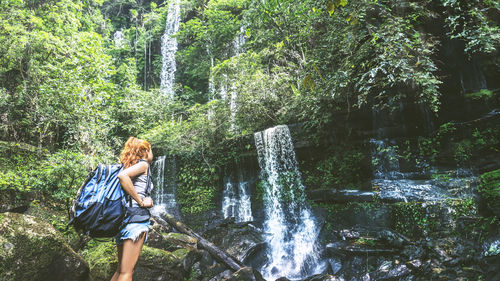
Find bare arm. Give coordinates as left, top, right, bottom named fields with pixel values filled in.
left=117, top=161, right=149, bottom=207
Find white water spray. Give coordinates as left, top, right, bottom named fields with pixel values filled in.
left=151, top=155, right=182, bottom=220
left=254, top=125, right=325, bottom=280
left=160, top=0, right=180, bottom=100
left=222, top=177, right=253, bottom=222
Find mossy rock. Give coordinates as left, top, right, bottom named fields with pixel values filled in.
left=478, top=169, right=500, bottom=216
left=0, top=212, right=89, bottom=281
left=164, top=232, right=198, bottom=246
left=82, top=242, right=190, bottom=281
left=0, top=187, right=35, bottom=213
left=26, top=202, right=89, bottom=252
left=133, top=245, right=186, bottom=280
left=390, top=200, right=477, bottom=239
left=80, top=239, right=117, bottom=281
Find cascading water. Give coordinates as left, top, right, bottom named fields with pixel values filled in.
left=370, top=138, right=476, bottom=202
left=113, top=30, right=124, bottom=47
left=151, top=155, right=182, bottom=220
left=207, top=44, right=215, bottom=99
left=222, top=174, right=253, bottom=223
left=254, top=125, right=325, bottom=280
left=160, top=0, right=180, bottom=100
left=228, top=27, right=246, bottom=132
left=233, top=26, right=246, bottom=56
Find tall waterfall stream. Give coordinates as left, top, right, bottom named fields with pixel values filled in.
left=254, top=125, right=326, bottom=280
left=160, top=0, right=180, bottom=100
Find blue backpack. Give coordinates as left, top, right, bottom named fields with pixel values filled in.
left=68, top=163, right=127, bottom=238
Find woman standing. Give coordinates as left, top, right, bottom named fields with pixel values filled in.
left=111, top=137, right=154, bottom=281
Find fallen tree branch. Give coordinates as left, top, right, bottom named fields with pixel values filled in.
left=154, top=212, right=244, bottom=272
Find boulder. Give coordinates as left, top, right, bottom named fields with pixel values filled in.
left=0, top=212, right=89, bottom=281
left=203, top=221, right=265, bottom=263
left=0, top=189, right=35, bottom=213
left=221, top=267, right=266, bottom=281
left=147, top=231, right=198, bottom=251
left=133, top=245, right=187, bottom=281
left=369, top=261, right=411, bottom=280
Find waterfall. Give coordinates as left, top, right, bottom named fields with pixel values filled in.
left=113, top=30, right=124, bottom=47
left=370, top=139, right=475, bottom=202
left=254, top=125, right=325, bottom=280
left=233, top=26, right=246, bottom=56
left=160, top=0, right=180, bottom=100
left=222, top=172, right=253, bottom=223
left=207, top=44, right=215, bottom=100
left=228, top=26, right=245, bottom=132
left=151, top=155, right=182, bottom=220
left=369, top=139, right=403, bottom=180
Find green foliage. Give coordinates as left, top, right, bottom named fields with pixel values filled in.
left=441, top=0, right=500, bottom=55
left=302, top=145, right=367, bottom=189
left=354, top=237, right=375, bottom=246
left=447, top=198, right=476, bottom=219
left=0, top=0, right=119, bottom=152
left=175, top=0, right=248, bottom=97
left=478, top=169, right=500, bottom=215
left=465, top=89, right=497, bottom=101
left=391, top=202, right=439, bottom=238
left=0, top=145, right=111, bottom=208
left=32, top=150, right=94, bottom=203
left=177, top=155, right=218, bottom=215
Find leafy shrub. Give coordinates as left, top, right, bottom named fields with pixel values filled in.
left=31, top=150, right=94, bottom=204
left=176, top=155, right=218, bottom=215
left=302, top=145, right=367, bottom=189
left=478, top=169, right=500, bottom=216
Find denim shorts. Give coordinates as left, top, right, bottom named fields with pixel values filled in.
left=115, top=221, right=151, bottom=245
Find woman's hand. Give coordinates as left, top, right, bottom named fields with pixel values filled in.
left=141, top=197, right=154, bottom=208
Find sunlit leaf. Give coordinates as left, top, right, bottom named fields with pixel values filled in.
left=327, top=2, right=335, bottom=16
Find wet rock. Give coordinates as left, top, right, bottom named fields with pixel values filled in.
left=376, top=229, right=407, bottom=248
left=301, top=274, right=344, bottom=281
left=204, top=263, right=229, bottom=281
left=338, top=229, right=361, bottom=239
left=332, top=244, right=398, bottom=256
left=190, top=261, right=204, bottom=281
left=0, top=212, right=89, bottom=281
left=328, top=258, right=342, bottom=274
left=401, top=245, right=425, bottom=260
left=221, top=267, right=266, bottom=281
left=479, top=235, right=500, bottom=281
left=482, top=237, right=500, bottom=257
left=370, top=261, right=411, bottom=280
left=376, top=178, right=463, bottom=203
left=182, top=248, right=203, bottom=271
left=203, top=221, right=265, bottom=263
left=208, top=269, right=232, bottom=281
left=405, top=259, right=422, bottom=271
left=307, top=189, right=376, bottom=203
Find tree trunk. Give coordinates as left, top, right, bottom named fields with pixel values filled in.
left=153, top=212, right=244, bottom=272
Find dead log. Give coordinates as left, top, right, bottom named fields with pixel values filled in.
left=153, top=212, right=244, bottom=272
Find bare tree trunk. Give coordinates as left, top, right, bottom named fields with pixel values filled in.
left=153, top=212, right=244, bottom=271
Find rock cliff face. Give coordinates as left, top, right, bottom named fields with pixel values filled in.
left=0, top=212, right=89, bottom=281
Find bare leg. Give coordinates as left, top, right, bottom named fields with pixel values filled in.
left=117, top=233, right=146, bottom=281
left=110, top=243, right=123, bottom=281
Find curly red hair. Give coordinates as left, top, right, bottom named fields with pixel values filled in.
left=119, top=137, right=152, bottom=168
